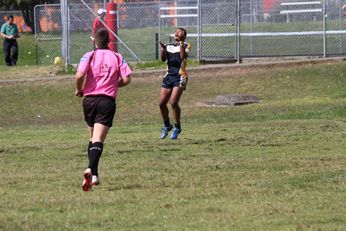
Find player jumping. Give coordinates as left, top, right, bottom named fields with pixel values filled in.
left=159, top=28, right=191, bottom=140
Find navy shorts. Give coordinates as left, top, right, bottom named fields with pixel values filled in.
left=83, top=95, right=116, bottom=127
left=162, top=74, right=188, bottom=89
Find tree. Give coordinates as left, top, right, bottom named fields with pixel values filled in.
left=0, top=0, right=58, bottom=33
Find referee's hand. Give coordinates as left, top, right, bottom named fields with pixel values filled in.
left=75, top=89, right=83, bottom=97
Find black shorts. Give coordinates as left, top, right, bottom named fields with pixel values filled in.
left=83, top=95, right=116, bottom=127
left=161, top=74, right=188, bottom=89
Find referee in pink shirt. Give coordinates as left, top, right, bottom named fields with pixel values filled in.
left=75, top=28, right=132, bottom=192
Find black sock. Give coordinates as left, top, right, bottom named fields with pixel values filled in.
left=88, top=142, right=103, bottom=176
left=175, top=123, right=181, bottom=129
left=164, top=119, right=171, bottom=128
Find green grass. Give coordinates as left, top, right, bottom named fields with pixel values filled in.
left=0, top=61, right=346, bottom=230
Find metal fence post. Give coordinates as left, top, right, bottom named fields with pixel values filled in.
left=34, top=5, right=38, bottom=65
left=60, top=0, right=69, bottom=65
left=323, top=0, right=327, bottom=58
left=339, top=0, right=343, bottom=53
left=155, top=33, right=159, bottom=60
left=236, top=0, right=240, bottom=63
left=250, top=0, right=253, bottom=56
left=197, top=0, right=201, bottom=62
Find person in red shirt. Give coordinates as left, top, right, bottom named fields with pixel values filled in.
left=91, top=9, right=106, bottom=41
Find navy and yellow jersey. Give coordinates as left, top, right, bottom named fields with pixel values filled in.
left=165, top=42, right=191, bottom=78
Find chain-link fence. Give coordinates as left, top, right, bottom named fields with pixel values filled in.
left=34, top=4, right=62, bottom=65
left=34, top=0, right=346, bottom=65
left=239, top=0, right=346, bottom=58
left=199, top=0, right=237, bottom=61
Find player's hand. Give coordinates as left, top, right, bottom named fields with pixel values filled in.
left=75, top=89, right=83, bottom=97
left=179, top=76, right=187, bottom=87
left=159, top=41, right=166, bottom=49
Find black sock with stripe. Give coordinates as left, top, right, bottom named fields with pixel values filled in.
left=88, top=142, right=103, bottom=176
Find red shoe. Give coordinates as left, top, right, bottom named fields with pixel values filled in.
left=82, top=168, right=92, bottom=192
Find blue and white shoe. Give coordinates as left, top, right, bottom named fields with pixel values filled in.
left=170, top=127, right=181, bottom=140
left=161, top=125, right=173, bottom=139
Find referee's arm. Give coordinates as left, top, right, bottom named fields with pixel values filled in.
left=118, top=75, right=131, bottom=87
left=75, top=71, right=85, bottom=97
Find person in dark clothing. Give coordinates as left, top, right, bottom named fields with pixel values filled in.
left=0, top=15, right=20, bottom=66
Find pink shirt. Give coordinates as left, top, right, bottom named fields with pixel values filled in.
left=77, top=49, right=132, bottom=99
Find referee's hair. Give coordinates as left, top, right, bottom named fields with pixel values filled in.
left=95, top=28, right=110, bottom=49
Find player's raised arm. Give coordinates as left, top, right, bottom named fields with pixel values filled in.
left=159, top=41, right=167, bottom=62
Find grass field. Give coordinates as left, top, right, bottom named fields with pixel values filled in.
left=0, top=60, right=346, bottom=230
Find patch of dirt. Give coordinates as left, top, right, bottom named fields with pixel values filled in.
left=0, top=66, right=61, bottom=80
left=1, top=57, right=344, bottom=84
left=204, top=94, right=260, bottom=107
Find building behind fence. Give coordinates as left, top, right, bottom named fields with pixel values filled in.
left=33, top=0, right=346, bottom=65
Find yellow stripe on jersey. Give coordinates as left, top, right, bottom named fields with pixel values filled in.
left=179, top=42, right=191, bottom=78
